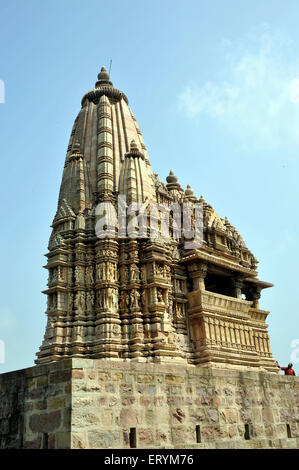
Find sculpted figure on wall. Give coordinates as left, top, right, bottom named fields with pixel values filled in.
left=131, top=289, right=140, bottom=308
left=75, top=291, right=85, bottom=314
left=120, top=291, right=129, bottom=310
left=157, top=288, right=164, bottom=304
left=86, top=266, right=94, bottom=286
left=75, top=266, right=85, bottom=284
left=130, top=264, right=139, bottom=281
left=86, top=291, right=94, bottom=313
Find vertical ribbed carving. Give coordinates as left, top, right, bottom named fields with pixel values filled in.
left=97, top=95, right=114, bottom=195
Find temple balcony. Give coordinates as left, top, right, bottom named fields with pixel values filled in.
left=188, top=289, right=253, bottom=318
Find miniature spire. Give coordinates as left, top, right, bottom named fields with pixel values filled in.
left=72, top=140, right=82, bottom=155
left=185, top=184, right=194, bottom=197
left=166, top=170, right=178, bottom=184
left=130, top=139, right=138, bottom=150
left=184, top=184, right=197, bottom=202
left=124, top=139, right=145, bottom=159
left=166, top=170, right=183, bottom=197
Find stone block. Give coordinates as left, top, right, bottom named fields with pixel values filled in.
left=224, top=409, right=238, bottom=424
left=72, top=370, right=84, bottom=379
left=165, top=375, right=185, bottom=384
left=56, top=431, right=70, bottom=449
left=29, top=410, right=61, bottom=433
left=88, top=430, right=119, bottom=449
left=262, top=408, right=274, bottom=423
left=48, top=397, right=66, bottom=410
left=49, top=370, right=71, bottom=385
left=137, top=374, right=154, bottom=383
left=119, top=408, right=140, bottom=427
left=138, top=428, right=153, bottom=446
left=101, top=410, right=114, bottom=426
left=72, top=432, right=86, bottom=449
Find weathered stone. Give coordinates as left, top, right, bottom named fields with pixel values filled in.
left=173, top=408, right=185, bottom=423
left=101, top=410, right=113, bottom=426
left=262, top=408, right=274, bottom=423
left=138, top=375, right=154, bottom=383
left=72, top=433, right=86, bottom=449
left=207, top=409, right=219, bottom=423
left=201, top=426, right=226, bottom=441
left=121, top=397, right=135, bottom=406
left=48, top=397, right=66, bottom=410
left=224, top=409, right=238, bottom=424
left=280, top=409, right=292, bottom=422
left=138, top=428, right=153, bottom=446
left=189, top=408, right=206, bottom=422
left=120, top=385, right=133, bottom=394
left=72, top=370, right=84, bottom=379
left=88, top=431, right=119, bottom=449
left=72, top=397, right=93, bottom=407
left=241, top=408, right=253, bottom=423
left=119, top=409, right=139, bottom=427
left=165, top=375, right=185, bottom=384
left=29, top=410, right=61, bottom=433
left=228, top=425, right=237, bottom=438
left=112, top=373, right=123, bottom=381
left=0, top=419, right=10, bottom=435
left=23, top=437, right=42, bottom=449
left=98, top=373, right=109, bottom=382
left=49, top=370, right=71, bottom=385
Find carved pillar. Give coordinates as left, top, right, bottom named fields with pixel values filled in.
left=232, top=275, right=243, bottom=299
left=187, top=261, right=208, bottom=291
left=94, top=239, right=121, bottom=358
left=251, top=286, right=262, bottom=309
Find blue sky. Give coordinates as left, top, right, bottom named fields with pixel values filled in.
left=0, top=0, right=298, bottom=373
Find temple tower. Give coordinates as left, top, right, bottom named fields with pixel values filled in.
left=36, top=67, right=277, bottom=373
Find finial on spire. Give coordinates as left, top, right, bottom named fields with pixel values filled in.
left=95, top=65, right=113, bottom=88
left=72, top=140, right=81, bottom=154
left=130, top=139, right=138, bottom=151
left=124, top=139, right=144, bottom=159
left=166, top=170, right=178, bottom=184
left=185, top=184, right=194, bottom=197
left=97, top=66, right=110, bottom=81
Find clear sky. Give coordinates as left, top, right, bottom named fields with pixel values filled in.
left=0, top=0, right=298, bottom=374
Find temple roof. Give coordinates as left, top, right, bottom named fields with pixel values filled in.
left=58, top=66, right=157, bottom=213
left=53, top=67, right=258, bottom=272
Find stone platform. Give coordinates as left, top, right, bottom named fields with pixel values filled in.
left=0, top=359, right=298, bottom=449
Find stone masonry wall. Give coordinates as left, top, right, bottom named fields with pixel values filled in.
left=0, top=360, right=72, bottom=449
left=0, top=359, right=298, bottom=449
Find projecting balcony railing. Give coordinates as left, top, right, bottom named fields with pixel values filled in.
left=188, top=289, right=253, bottom=315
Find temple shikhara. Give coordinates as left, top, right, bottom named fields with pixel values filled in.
left=0, top=68, right=298, bottom=450
left=37, top=66, right=276, bottom=372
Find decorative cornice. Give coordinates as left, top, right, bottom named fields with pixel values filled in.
left=81, top=86, right=128, bottom=106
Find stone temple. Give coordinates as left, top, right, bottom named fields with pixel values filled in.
left=0, top=67, right=298, bottom=449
